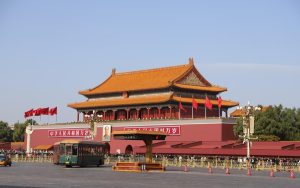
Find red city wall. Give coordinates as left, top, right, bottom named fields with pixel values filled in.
left=25, top=122, right=236, bottom=154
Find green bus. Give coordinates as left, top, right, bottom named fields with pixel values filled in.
left=54, top=140, right=106, bottom=167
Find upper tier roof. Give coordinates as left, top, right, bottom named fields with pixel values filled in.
left=79, top=58, right=225, bottom=96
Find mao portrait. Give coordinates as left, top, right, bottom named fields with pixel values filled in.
left=102, top=125, right=111, bottom=141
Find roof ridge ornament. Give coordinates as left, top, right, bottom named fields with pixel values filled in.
left=188, top=57, right=194, bottom=65
left=112, top=68, right=116, bottom=76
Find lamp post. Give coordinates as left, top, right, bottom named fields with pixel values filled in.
left=85, top=110, right=97, bottom=140
left=237, top=102, right=261, bottom=159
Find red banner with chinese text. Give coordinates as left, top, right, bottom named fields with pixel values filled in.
left=48, top=129, right=90, bottom=138
left=124, top=126, right=181, bottom=136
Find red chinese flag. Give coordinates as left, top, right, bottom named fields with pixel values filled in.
left=49, top=107, right=57, bottom=115
left=218, top=96, right=222, bottom=109
left=24, top=111, right=28, bottom=118
left=24, top=109, right=33, bottom=118
left=40, top=107, right=49, bottom=115
left=205, top=96, right=213, bottom=111
left=28, top=109, right=34, bottom=117
left=34, top=108, right=41, bottom=116
left=179, top=102, right=187, bottom=112
left=192, top=96, right=198, bottom=109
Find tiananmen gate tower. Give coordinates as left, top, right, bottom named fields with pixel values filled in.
left=24, top=58, right=300, bottom=157
left=68, top=58, right=238, bottom=121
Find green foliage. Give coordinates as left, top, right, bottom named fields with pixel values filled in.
left=24, top=119, right=37, bottom=126
left=233, top=105, right=300, bottom=141
left=0, top=119, right=37, bottom=142
left=12, top=119, right=37, bottom=142
left=256, top=135, right=280, bottom=141
left=233, top=117, right=243, bottom=137
left=13, top=123, right=26, bottom=142
left=0, top=121, right=13, bottom=142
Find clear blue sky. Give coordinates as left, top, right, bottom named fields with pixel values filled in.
left=1, top=0, right=299, bottom=125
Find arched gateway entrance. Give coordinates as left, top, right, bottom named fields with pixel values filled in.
left=125, top=145, right=133, bottom=155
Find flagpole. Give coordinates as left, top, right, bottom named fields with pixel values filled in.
left=205, top=94, right=207, bottom=119
left=179, top=106, right=181, bottom=120
left=179, top=95, right=181, bottom=120
left=218, top=96, right=222, bottom=119
left=192, top=106, right=194, bottom=119
left=192, top=95, right=194, bottom=119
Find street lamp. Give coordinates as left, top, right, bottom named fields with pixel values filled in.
left=85, top=111, right=97, bottom=140
left=237, top=102, right=261, bottom=159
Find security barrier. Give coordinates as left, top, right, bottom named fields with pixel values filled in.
left=10, top=154, right=300, bottom=173
left=11, top=155, right=53, bottom=163
left=105, top=155, right=300, bottom=173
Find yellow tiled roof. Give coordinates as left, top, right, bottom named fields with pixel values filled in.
left=79, top=63, right=193, bottom=96
left=68, top=93, right=172, bottom=109
left=79, top=59, right=218, bottom=96
left=230, top=106, right=270, bottom=117
left=174, top=83, right=227, bottom=92
left=68, top=93, right=238, bottom=109
left=230, top=109, right=245, bottom=117
left=33, top=145, right=53, bottom=150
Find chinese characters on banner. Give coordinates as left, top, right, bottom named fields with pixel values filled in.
left=48, top=129, right=90, bottom=138
left=124, top=126, right=181, bottom=135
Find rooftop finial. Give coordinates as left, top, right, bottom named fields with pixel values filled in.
left=112, top=68, right=116, bottom=76
left=188, top=57, right=194, bottom=65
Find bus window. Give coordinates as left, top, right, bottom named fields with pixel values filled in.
left=72, top=145, right=78, bottom=155
left=78, top=146, right=81, bottom=156
left=93, top=146, right=96, bottom=156
left=66, top=145, right=72, bottom=155
left=60, top=144, right=65, bottom=155
left=89, top=146, right=92, bottom=156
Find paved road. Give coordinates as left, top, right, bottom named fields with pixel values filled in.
left=0, top=163, right=299, bottom=188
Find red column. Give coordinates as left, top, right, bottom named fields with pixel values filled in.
left=77, top=112, right=80, bottom=122
left=137, top=109, right=140, bottom=120
left=147, top=108, right=150, bottom=119
left=169, top=106, right=172, bottom=119
left=112, top=110, right=115, bottom=121
left=126, top=109, right=129, bottom=120
left=158, top=107, right=161, bottom=119
left=104, top=111, right=106, bottom=121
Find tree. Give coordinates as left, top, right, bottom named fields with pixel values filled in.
left=0, top=121, right=13, bottom=142
left=233, top=105, right=300, bottom=141
left=13, top=123, right=26, bottom=142
left=12, top=119, right=37, bottom=142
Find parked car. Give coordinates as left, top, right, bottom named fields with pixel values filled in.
left=0, top=154, right=12, bottom=166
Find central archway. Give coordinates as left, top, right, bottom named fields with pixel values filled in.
left=125, top=145, right=133, bottom=155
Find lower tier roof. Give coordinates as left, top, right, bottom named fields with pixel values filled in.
left=68, top=93, right=239, bottom=110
